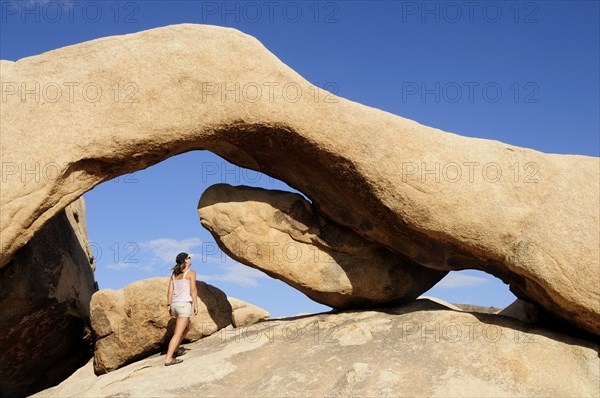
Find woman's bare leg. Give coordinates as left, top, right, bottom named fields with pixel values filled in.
left=166, top=317, right=190, bottom=363
left=178, top=321, right=191, bottom=348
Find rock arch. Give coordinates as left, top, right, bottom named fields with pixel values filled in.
left=1, top=24, right=598, bottom=335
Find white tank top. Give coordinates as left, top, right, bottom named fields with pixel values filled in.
left=171, top=270, right=193, bottom=302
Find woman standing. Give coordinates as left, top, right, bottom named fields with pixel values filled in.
left=164, top=252, right=198, bottom=366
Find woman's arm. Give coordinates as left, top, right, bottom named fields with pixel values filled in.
left=167, top=276, right=174, bottom=315
left=187, top=270, right=198, bottom=315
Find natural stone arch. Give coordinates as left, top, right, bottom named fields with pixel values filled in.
left=1, top=24, right=598, bottom=335
left=198, top=183, right=448, bottom=308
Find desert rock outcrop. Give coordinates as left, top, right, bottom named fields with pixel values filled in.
left=33, top=299, right=600, bottom=398
left=1, top=24, right=598, bottom=335
left=228, top=297, right=270, bottom=327
left=199, top=184, right=447, bottom=308
left=90, top=277, right=232, bottom=374
left=0, top=197, right=96, bottom=398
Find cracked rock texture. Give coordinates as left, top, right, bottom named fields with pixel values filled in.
left=33, top=299, right=600, bottom=398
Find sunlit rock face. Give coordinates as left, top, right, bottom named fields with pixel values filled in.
left=1, top=24, right=598, bottom=336
left=90, top=277, right=234, bottom=375
left=198, top=183, right=447, bottom=308
left=32, top=299, right=600, bottom=398
left=228, top=297, right=270, bottom=327
left=89, top=278, right=270, bottom=375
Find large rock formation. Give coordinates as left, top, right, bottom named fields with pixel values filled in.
left=1, top=24, right=598, bottom=335
left=199, top=184, right=447, bottom=308
left=32, top=299, right=600, bottom=398
left=0, top=197, right=96, bottom=398
left=228, top=297, right=270, bottom=328
left=90, top=277, right=233, bottom=374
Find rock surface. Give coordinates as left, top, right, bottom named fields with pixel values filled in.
left=90, top=277, right=233, bottom=374
left=0, top=197, right=96, bottom=398
left=65, top=194, right=97, bottom=273
left=228, top=297, right=270, bottom=328
left=199, top=184, right=447, bottom=308
left=33, top=299, right=600, bottom=398
left=1, top=24, right=598, bottom=335
left=417, top=296, right=464, bottom=311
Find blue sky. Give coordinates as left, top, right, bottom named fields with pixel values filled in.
left=2, top=1, right=598, bottom=317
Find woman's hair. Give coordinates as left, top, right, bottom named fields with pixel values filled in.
left=172, top=252, right=189, bottom=276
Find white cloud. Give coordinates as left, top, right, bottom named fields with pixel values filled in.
left=197, top=258, right=270, bottom=288
left=105, top=261, right=153, bottom=273
left=104, top=236, right=269, bottom=287
left=434, top=272, right=489, bottom=289
left=99, top=237, right=209, bottom=274
left=138, top=237, right=202, bottom=265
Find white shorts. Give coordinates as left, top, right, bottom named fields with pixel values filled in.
left=171, top=302, right=192, bottom=317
